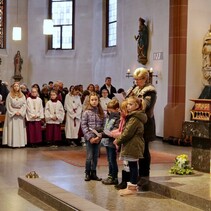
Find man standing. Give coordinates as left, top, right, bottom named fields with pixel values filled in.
left=100, top=77, right=117, bottom=99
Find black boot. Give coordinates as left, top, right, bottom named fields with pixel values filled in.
left=90, top=170, right=102, bottom=181
left=115, top=170, right=130, bottom=190
left=84, top=170, right=91, bottom=181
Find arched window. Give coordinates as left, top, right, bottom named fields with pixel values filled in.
left=49, top=0, right=75, bottom=50
left=105, top=0, right=117, bottom=47
left=0, top=0, right=6, bottom=49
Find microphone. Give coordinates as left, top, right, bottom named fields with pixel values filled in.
left=125, top=84, right=137, bottom=98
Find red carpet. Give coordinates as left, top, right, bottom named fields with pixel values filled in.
left=42, top=147, right=176, bottom=167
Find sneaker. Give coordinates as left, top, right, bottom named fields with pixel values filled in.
left=102, top=176, right=112, bottom=183
left=102, top=177, right=118, bottom=185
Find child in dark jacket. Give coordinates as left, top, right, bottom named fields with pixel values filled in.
left=81, top=92, right=105, bottom=181
left=101, top=99, right=120, bottom=185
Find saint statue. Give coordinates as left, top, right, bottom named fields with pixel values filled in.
left=14, top=51, right=23, bottom=77
left=134, top=17, right=149, bottom=65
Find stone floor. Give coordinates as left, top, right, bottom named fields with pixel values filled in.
left=0, top=140, right=207, bottom=211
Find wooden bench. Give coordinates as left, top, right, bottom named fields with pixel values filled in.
left=0, top=114, right=5, bottom=133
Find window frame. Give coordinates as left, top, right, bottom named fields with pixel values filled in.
left=105, top=0, right=117, bottom=48
left=48, top=0, right=75, bottom=50
left=0, top=0, right=6, bottom=49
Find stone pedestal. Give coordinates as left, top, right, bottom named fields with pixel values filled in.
left=13, top=75, right=23, bottom=82
left=183, top=121, right=211, bottom=173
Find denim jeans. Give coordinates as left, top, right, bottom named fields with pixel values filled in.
left=85, top=140, right=100, bottom=171
left=106, top=146, right=118, bottom=179
left=128, top=161, right=138, bottom=184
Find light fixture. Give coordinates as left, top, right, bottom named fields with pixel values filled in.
left=12, top=0, right=22, bottom=41
left=43, top=19, right=54, bottom=35
left=13, top=27, right=22, bottom=41
left=126, top=67, right=159, bottom=84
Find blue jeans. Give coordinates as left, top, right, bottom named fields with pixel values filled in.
left=85, top=140, right=100, bottom=171
left=106, top=146, right=118, bottom=179
left=128, top=161, right=138, bottom=184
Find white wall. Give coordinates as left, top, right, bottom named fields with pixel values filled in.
left=1, top=0, right=169, bottom=137
left=0, top=0, right=28, bottom=85
left=186, top=0, right=211, bottom=120
left=92, top=0, right=169, bottom=137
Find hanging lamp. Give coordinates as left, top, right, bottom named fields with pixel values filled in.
left=12, top=0, right=22, bottom=41
left=43, top=19, right=54, bottom=35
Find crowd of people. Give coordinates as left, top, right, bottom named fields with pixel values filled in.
left=0, top=68, right=157, bottom=196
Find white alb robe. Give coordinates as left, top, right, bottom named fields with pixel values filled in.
left=26, top=97, right=44, bottom=121
left=64, top=94, right=82, bottom=139
left=3, top=93, right=27, bottom=147
left=45, top=100, right=65, bottom=124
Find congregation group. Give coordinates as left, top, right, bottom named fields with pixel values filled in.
left=0, top=67, right=157, bottom=196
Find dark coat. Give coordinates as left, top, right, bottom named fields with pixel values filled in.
left=132, top=84, right=157, bottom=142
left=116, top=110, right=147, bottom=159
left=100, top=84, right=117, bottom=99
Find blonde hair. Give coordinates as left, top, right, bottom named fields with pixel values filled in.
left=127, top=96, right=143, bottom=110
left=107, top=98, right=119, bottom=110
left=120, top=100, right=128, bottom=116
left=133, top=67, right=149, bottom=82
left=10, top=82, right=23, bottom=98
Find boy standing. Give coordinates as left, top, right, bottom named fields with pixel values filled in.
left=101, top=99, right=120, bottom=185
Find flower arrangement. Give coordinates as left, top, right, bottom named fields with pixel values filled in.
left=169, top=154, right=193, bottom=175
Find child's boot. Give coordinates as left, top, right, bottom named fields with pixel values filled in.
left=115, top=170, right=130, bottom=190
left=118, top=182, right=137, bottom=196
left=91, top=170, right=102, bottom=181
left=84, top=170, right=91, bottom=181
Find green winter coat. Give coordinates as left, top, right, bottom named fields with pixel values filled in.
left=116, top=110, right=147, bottom=160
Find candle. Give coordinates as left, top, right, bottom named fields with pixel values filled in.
left=150, top=67, right=153, bottom=73
left=127, top=69, right=130, bottom=74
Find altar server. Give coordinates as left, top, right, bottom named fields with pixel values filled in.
left=26, top=87, right=44, bottom=146
left=45, top=89, right=65, bottom=145
left=64, top=85, right=82, bottom=146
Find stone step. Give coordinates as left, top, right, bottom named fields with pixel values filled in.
left=145, top=173, right=211, bottom=211
left=18, top=175, right=203, bottom=211
left=18, top=176, right=109, bottom=211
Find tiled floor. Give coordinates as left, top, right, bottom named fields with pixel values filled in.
left=0, top=140, right=205, bottom=211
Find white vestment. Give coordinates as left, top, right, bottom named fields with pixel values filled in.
left=3, top=93, right=27, bottom=147
left=26, top=97, right=44, bottom=121
left=64, top=94, right=82, bottom=139
left=45, top=100, right=65, bottom=124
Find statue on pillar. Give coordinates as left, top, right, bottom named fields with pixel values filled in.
left=13, top=50, right=23, bottom=81
left=202, top=25, right=211, bottom=84
left=134, top=17, right=148, bottom=65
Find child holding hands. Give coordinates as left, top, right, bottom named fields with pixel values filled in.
left=113, top=96, right=147, bottom=196
left=110, top=100, right=130, bottom=190
left=101, top=99, right=120, bottom=185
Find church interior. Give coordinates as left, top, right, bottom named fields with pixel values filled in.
left=1, top=0, right=211, bottom=210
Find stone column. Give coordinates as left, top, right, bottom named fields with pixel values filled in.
left=164, top=0, right=188, bottom=138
